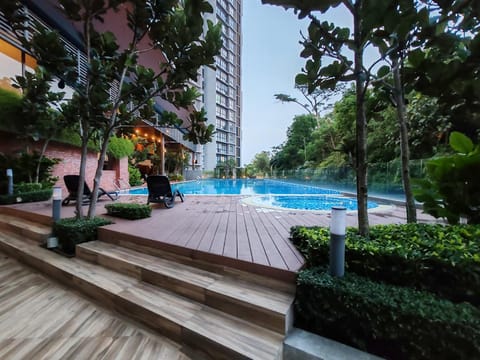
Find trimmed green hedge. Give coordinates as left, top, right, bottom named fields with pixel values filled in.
left=14, top=182, right=44, bottom=193
left=291, top=224, right=480, bottom=304
left=296, top=268, right=480, bottom=360
left=0, top=189, right=53, bottom=205
left=53, top=217, right=112, bottom=254
left=105, top=202, right=151, bottom=220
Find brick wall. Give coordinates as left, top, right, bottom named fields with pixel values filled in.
left=0, top=131, right=130, bottom=194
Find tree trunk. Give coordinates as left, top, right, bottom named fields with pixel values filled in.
left=353, top=2, right=369, bottom=236
left=160, top=133, right=165, bottom=175
left=88, top=129, right=113, bottom=219
left=76, top=134, right=89, bottom=219
left=35, top=138, right=50, bottom=183
left=392, top=56, right=417, bottom=223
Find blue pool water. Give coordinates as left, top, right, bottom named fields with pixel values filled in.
left=246, top=195, right=378, bottom=211
left=128, top=179, right=379, bottom=211
left=129, top=179, right=341, bottom=196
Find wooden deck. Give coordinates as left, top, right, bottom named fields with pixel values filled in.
left=0, top=253, right=197, bottom=360
left=3, top=195, right=440, bottom=281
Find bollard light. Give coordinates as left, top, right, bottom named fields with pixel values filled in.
left=53, top=187, right=62, bottom=201
left=6, top=168, right=13, bottom=195
left=52, top=187, right=62, bottom=222
left=329, top=206, right=346, bottom=277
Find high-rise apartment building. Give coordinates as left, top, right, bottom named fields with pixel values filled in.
left=202, top=0, right=242, bottom=173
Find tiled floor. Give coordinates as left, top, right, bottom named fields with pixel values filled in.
left=0, top=254, right=197, bottom=360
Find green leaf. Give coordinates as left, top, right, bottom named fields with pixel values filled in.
left=295, top=73, right=309, bottom=85
left=377, top=65, right=390, bottom=78
left=407, top=49, right=425, bottom=68
left=450, top=131, right=474, bottom=154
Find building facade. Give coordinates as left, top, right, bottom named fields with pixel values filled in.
left=0, top=1, right=206, bottom=187
left=202, top=0, right=242, bottom=173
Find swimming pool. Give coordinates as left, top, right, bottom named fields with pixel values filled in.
left=243, top=195, right=378, bottom=211
left=129, top=179, right=340, bottom=196
left=128, top=179, right=379, bottom=211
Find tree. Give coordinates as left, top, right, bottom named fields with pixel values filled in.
left=263, top=0, right=479, bottom=228
left=414, top=132, right=480, bottom=224
left=372, top=0, right=480, bottom=222
left=404, top=1, right=480, bottom=139
left=263, top=0, right=376, bottom=235
left=216, top=158, right=236, bottom=178
left=251, top=151, right=271, bottom=176
left=165, top=151, right=190, bottom=175
left=270, top=114, right=317, bottom=170
left=13, top=67, right=67, bottom=183
left=274, top=84, right=345, bottom=118
left=406, top=93, right=451, bottom=158
left=2, top=0, right=222, bottom=218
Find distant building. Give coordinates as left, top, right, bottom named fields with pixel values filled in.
left=201, top=0, right=242, bottom=173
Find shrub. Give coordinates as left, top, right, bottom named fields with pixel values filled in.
left=414, top=132, right=480, bottom=224
left=107, top=136, right=134, bottom=159
left=296, top=267, right=480, bottom=360
left=53, top=217, right=112, bottom=255
left=291, top=223, right=480, bottom=305
left=0, top=87, right=22, bottom=130
left=169, top=173, right=184, bottom=181
left=128, top=164, right=143, bottom=186
left=0, top=188, right=53, bottom=205
left=105, top=202, right=151, bottom=220
left=0, top=151, right=59, bottom=191
left=14, top=182, right=44, bottom=193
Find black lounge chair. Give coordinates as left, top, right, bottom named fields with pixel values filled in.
left=62, top=175, right=118, bottom=206
left=146, top=175, right=184, bottom=208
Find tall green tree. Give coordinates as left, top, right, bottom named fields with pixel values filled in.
left=263, top=0, right=376, bottom=235
left=271, top=114, right=317, bottom=170
left=406, top=93, right=452, bottom=158
left=13, top=67, right=66, bottom=183
left=2, top=0, right=222, bottom=218
left=274, top=84, right=345, bottom=118
left=405, top=0, right=480, bottom=139
left=251, top=151, right=271, bottom=176
left=364, top=0, right=421, bottom=223
left=264, top=0, right=479, bottom=228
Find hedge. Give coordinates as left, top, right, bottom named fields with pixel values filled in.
left=291, top=223, right=480, bottom=305
left=53, top=217, right=112, bottom=254
left=296, top=268, right=480, bottom=360
left=0, top=189, right=53, bottom=205
left=105, top=202, right=151, bottom=220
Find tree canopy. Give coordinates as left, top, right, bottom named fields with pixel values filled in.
left=1, top=0, right=222, bottom=218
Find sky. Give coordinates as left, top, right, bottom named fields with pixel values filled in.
left=241, top=2, right=352, bottom=165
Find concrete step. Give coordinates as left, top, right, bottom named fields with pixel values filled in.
left=77, top=240, right=294, bottom=334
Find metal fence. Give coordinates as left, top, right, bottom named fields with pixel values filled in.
left=268, top=160, right=426, bottom=201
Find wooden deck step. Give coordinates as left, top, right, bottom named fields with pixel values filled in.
left=0, top=231, right=284, bottom=359
left=77, top=241, right=294, bottom=334
left=98, top=226, right=299, bottom=283
left=0, top=213, right=51, bottom=244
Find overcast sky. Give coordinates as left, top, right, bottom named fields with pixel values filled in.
left=241, top=2, right=352, bottom=165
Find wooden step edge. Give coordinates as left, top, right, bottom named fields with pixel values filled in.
left=0, top=205, right=52, bottom=226
left=118, top=283, right=284, bottom=360
left=0, top=235, right=283, bottom=360
left=0, top=216, right=52, bottom=243
left=77, top=242, right=293, bottom=334
left=98, top=227, right=298, bottom=289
